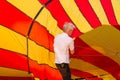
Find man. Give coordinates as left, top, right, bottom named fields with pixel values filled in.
left=54, top=22, right=75, bottom=80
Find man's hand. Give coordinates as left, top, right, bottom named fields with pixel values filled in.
left=70, top=50, right=74, bottom=55
left=72, top=37, right=76, bottom=40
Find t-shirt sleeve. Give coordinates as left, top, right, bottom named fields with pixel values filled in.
left=69, top=39, right=74, bottom=51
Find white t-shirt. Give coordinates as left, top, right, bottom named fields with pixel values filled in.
left=54, top=33, right=74, bottom=64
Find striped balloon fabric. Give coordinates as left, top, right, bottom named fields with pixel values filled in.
left=0, top=0, right=120, bottom=80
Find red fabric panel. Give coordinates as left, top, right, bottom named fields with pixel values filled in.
left=0, top=48, right=62, bottom=80
left=0, top=77, right=34, bottom=80
left=100, top=0, right=118, bottom=25
left=71, top=68, right=94, bottom=78
left=75, top=0, right=101, bottom=28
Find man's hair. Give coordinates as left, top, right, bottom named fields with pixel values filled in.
left=63, top=22, right=75, bottom=32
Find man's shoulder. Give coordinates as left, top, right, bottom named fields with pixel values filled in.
left=68, top=37, right=73, bottom=42
left=55, top=33, right=72, bottom=41
left=55, top=34, right=62, bottom=38
left=55, top=33, right=65, bottom=37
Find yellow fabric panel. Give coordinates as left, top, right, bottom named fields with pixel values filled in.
left=70, top=58, right=115, bottom=80
left=7, top=0, right=63, bottom=37
left=111, top=0, right=120, bottom=24
left=28, top=39, right=56, bottom=68
left=101, top=75, right=116, bottom=80
left=0, top=25, right=56, bottom=68
left=71, top=75, right=80, bottom=80
left=80, top=25, right=120, bottom=65
left=59, top=0, right=93, bottom=33
left=0, top=67, right=32, bottom=77
left=7, top=0, right=41, bottom=18
left=36, top=9, right=63, bottom=36
left=71, top=58, right=105, bottom=75
left=34, top=78, right=40, bottom=80
left=0, top=25, right=26, bottom=54
left=89, top=0, right=109, bottom=25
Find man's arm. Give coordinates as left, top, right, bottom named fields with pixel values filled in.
left=69, top=39, right=75, bottom=54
